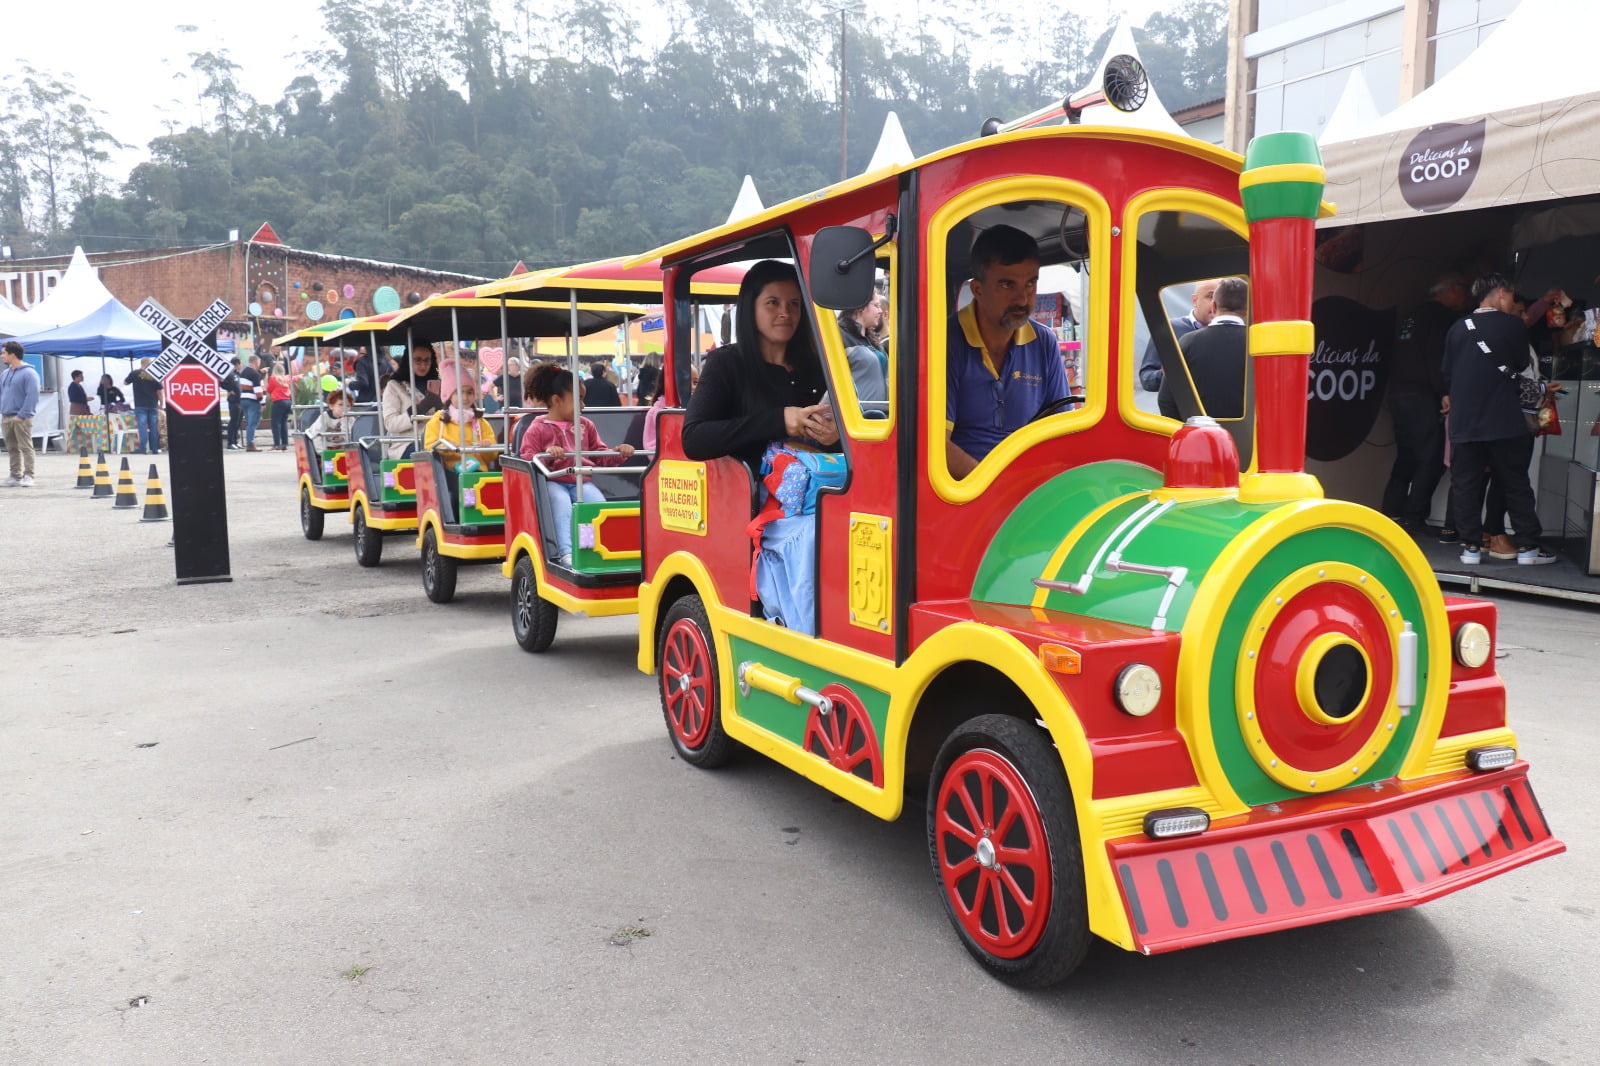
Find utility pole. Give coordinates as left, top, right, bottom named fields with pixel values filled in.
left=819, top=2, right=865, bottom=182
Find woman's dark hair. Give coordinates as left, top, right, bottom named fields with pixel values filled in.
left=636, top=364, right=661, bottom=404
left=733, top=259, right=816, bottom=368
left=526, top=362, right=575, bottom=404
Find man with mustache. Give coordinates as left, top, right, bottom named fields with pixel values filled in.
left=946, top=224, right=1070, bottom=479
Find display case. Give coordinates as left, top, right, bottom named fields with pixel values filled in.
left=1542, top=346, right=1600, bottom=573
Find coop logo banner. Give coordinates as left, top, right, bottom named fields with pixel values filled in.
left=1398, top=120, right=1485, bottom=213
left=1306, top=296, right=1394, bottom=462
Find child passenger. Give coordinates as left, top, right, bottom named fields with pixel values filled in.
left=519, top=364, right=635, bottom=567
left=424, top=362, right=498, bottom=472
left=307, top=388, right=354, bottom=452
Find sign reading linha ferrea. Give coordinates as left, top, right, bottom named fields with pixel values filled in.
left=137, top=297, right=233, bottom=381
left=657, top=460, right=707, bottom=535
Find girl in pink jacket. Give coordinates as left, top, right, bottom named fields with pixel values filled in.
left=520, top=364, right=635, bottom=567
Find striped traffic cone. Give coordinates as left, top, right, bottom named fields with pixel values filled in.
left=112, top=457, right=140, bottom=509
left=140, top=464, right=170, bottom=522
left=91, top=452, right=113, bottom=498
left=73, top=448, right=94, bottom=489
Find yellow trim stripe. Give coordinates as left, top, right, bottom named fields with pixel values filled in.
left=1239, top=163, right=1326, bottom=189
left=1249, top=320, right=1315, bottom=356
left=503, top=532, right=639, bottom=617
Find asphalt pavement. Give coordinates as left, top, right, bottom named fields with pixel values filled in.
left=1, top=447, right=1595, bottom=1065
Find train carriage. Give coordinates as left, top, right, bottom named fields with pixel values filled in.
left=472, top=257, right=744, bottom=651
left=624, top=104, right=1563, bottom=986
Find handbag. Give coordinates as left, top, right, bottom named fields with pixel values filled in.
left=1534, top=395, right=1563, bottom=436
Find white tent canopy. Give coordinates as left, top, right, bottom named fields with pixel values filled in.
left=1321, top=0, right=1600, bottom=227
left=16, top=247, right=122, bottom=330
left=1318, top=68, right=1380, bottom=147
left=864, top=111, right=915, bottom=174
left=1351, top=0, right=1600, bottom=141
left=725, top=176, right=765, bottom=226
left=0, top=293, right=30, bottom=336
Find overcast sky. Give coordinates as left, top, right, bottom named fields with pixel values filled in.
left=9, top=0, right=1183, bottom=177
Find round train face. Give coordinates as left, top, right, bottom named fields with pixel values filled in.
left=1174, top=501, right=1450, bottom=807
left=1022, top=485, right=1453, bottom=810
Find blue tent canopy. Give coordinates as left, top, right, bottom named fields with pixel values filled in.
left=9, top=297, right=162, bottom=357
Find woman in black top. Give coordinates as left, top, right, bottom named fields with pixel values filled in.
left=682, top=260, right=838, bottom=471
left=97, top=373, right=126, bottom=409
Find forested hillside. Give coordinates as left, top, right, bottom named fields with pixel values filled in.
left=1, top=0, right=1226, bottom=274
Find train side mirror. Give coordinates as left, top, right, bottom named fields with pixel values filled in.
left=808, top=226, right=878, bottom=310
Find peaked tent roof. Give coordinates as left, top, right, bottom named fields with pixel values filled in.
left=865, top=111, right=915, bottom=173
left=725, top=176, right=764, bottom=225
left=8, top=296, right=162, bottom=357
left=1318, top=68, right=1380, bottom=147
left=1321, top=0, right=1600, bottom=226
left=0, top=293, right=31, bottom=336
left=17, top=247, right=121, bottom=329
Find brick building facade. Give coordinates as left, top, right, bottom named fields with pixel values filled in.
left=1, top=225, right=485, bottom=361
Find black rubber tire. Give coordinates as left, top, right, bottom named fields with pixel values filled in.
left=510, top=555, right=559, bottom=653
left=926, top=714, right=1089, bottom=989
left=301, top=487, right=324, bottom=541
left=421, top=527, right=457, bottom=604
left=353, top=505, right=383, bottom=568
left=657, top=594, right=735, bottom=768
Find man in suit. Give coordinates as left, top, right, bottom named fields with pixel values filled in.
left=1158, top=276, right=1248, bottom=421
left=1139, top=278, right=1219, bottom=392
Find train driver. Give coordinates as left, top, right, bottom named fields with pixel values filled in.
left=945, top=224, right=1070, bottom=479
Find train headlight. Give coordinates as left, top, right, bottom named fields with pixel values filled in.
left=1453, top=622, right=1492, bottom=669
left=1143, top=807, right=1210, bottom=840
left=1114, top=663, right=1162, bottom=717
left=1467, top=745, right=1517, bottom=772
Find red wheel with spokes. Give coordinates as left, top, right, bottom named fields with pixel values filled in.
left=804, top=684, right=883, bottom=787
left=657, top=595, right=734, bottom=767
left=927, top=714, right=1088, bottom=988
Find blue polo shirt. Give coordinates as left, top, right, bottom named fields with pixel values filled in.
left=947, top=302, right=1068, bottom=461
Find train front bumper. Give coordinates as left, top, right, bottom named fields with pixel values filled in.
left=1107, top=765, right=1563, bottom=954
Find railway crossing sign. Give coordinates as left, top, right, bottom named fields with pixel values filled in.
left=132, top=296, right=233, bottom=585
left=164, top=363, right=221, bottom=416
left=136, top=298, right=233, bottom=380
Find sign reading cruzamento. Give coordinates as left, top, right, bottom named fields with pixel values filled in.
left=657, top=460, right=707, bottom=535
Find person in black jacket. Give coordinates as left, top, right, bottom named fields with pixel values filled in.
left=584, top=359, right=621, bottom=408
left=1441, top=273, right=1556, bottom=565
left=1382, top=275, right=1467, bottom=530
left=681, top=259, right=838, bottom=472
left=124, top=358, right=164, bottom=454
left=223, top=358, right=243, bottom=449
left=1159, top=276, right=1249, bottom=422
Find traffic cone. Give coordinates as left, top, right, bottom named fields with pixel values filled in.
left=73, top=447, right=94, bottom=489
left=91, top=452, right=113, bottom=498
left=140, top=463, right=170, bottom=522
left=112, top=457, right=139, bottom=509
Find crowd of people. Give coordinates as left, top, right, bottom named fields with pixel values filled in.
left=1384, top=272, right=1563, bottom=566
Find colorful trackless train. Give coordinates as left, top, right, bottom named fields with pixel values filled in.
left=287, top=84, right=1564, bottom=987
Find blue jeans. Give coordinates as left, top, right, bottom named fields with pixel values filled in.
left=543, top=479, right=605, bottom=558
left=271, top=399, right=292, bottom=448
left=241, top=399, right=262, bottom=445
left=135, top=406, right=160, bottom=453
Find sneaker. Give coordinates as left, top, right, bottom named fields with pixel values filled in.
left=1, top=476, right=19, bottom=487
left=18, top=475, right=33, bottom=487
left=1438, top=527, right=1459, bottom=543
left=1517, top=547, right=1558, bottom=566
left=1485, top=534, right=1517, bottom=560
left=1460, top=546, right=1482, bottom=565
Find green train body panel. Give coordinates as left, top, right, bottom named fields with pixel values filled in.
left=727, top=636, right=888, bottom=748
left=380, top=458, right=417, bottom=504
left=971, top=461, right=1162, bottom=605
left=318, top=449, right=348, bottom=489
left=572, top=499, right=642, bottom=576
left=459, top=471, right=503, bottom=526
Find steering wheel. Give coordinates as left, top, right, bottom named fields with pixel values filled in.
left=1029, top=394, right=1086, bottom=423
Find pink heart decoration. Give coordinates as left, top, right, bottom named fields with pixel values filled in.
left=479, top=346, right=504, bottom=373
